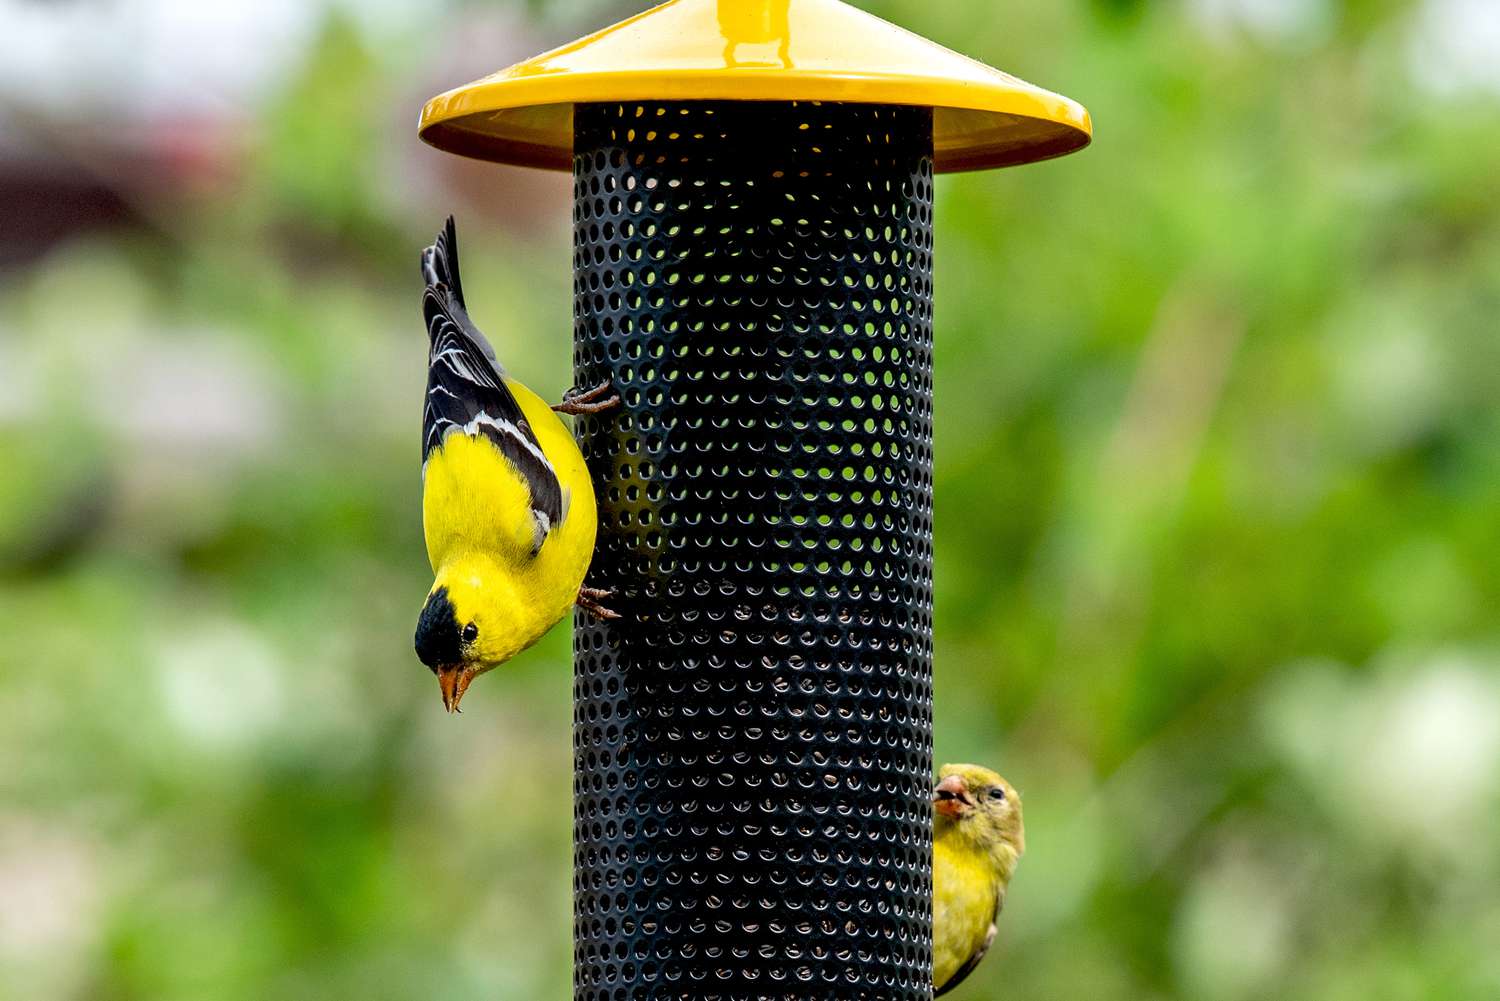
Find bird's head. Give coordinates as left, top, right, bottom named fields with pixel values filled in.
left=934, top=763, right=1025, bottom=869
left=414, top=557, right=528, bottom=712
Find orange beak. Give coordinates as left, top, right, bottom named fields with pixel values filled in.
left=933, top=775, right=972, bottom=819
left=436, top=665, right=476, bottom=713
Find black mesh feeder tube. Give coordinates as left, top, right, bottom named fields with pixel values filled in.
left=417, top=3, right=1090, bottom=999
left=571, top=99, right=936, bottom=999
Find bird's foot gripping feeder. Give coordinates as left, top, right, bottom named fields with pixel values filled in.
left=419, top=2, right=1088, bottom=997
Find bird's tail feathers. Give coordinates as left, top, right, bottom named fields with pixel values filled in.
left=420, top=216, right=502, bottom=367
left=421, top=215, right=466, bottom=309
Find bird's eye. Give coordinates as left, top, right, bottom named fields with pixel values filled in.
left=461, top=623, right=478, bottom=643
left=987, top=788, right=1006, bottom=802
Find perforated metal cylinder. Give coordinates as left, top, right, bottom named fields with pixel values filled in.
left=571, top=100, right=935, bottom=1001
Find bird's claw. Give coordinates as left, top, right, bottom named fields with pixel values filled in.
left=577, top=585, right=621, bottom=620
left=553, top=380, right=621, bottom=416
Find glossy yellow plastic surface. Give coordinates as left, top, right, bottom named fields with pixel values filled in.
left=419, top=0, right=1091, bottom=173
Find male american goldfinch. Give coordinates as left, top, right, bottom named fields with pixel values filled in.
left=414, top=217, right=618, bottom=712
left=933, top=763, right=1025, bottom=997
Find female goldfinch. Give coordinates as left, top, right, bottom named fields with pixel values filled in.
left=933, top=763, right=1025, bottom=996
left=414, top=218, right=618, bottom=712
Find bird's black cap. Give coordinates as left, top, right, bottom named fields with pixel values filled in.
left=414, top=586, right=462, bottom=669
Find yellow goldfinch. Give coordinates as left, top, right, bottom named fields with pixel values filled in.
left=932, top=763, right=1025, bottom=996
left=414, top=217, right=618, bottom=712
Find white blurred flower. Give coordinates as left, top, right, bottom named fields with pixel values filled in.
left=1173, top=850, right=1293, bottom=1000
left=1262, top=652, right=1500, bottom=859
left=0, top=818, right=99, bottom=959
left=1356, top=657, right=1500, bottom=842
left=1260, top=658, right=1350, bottom=774
left=1327, top=303, right=1447, bottom=455
left=1191, top=0, right=1333, bottom=45
left=1409, top=0, right=1500, bottom=96
left=155, top=619, right=285, bottom=749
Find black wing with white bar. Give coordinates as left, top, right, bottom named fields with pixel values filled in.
left=421, top=218, right=564, bottom=551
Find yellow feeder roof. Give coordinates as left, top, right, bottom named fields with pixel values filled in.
left=419, top=0, right=1091, bottom=173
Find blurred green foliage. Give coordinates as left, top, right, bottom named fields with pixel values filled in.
left=2, top=2, right=1499, bottom=1000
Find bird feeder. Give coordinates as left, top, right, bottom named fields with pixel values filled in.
left=418, top=1, right=1089, bottom=997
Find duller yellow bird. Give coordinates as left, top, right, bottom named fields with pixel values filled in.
left=932, top=763, right=1026, bottom=997
left=414, top=217, right=618, bottom=712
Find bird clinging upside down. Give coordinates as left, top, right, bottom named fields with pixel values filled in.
left=414, top=217, right=619, bottom=712
left=932, top=763, right=1026, bottom=997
